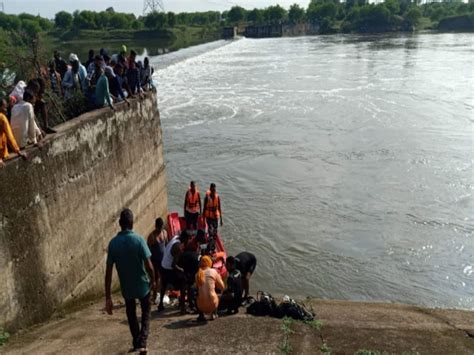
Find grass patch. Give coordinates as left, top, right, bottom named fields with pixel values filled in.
left=278, top=339, right=293, bottom=355
left=320, top=342, right=331, bottom=354
left=418, top=17, right=435, bottom=30
left=281, top=317, right=295, bottom=335
left=279, top=317, right=294, bottom=354
left=0, top=329, right=10, bottom=346
left=303, top=319, right=323, bottom=331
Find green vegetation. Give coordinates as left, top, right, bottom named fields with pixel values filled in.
left=320, top=342, right=331, bottom=354
left=304, top=318, right=323, bottom=330
left=229, top=0, right=474, bottom=33
left=0, top=328, right=10, bottom=346
left=0, top=0, right=471, bottom=60
left=356, top=350, right=389, bottom=355
left=279, top=317, right=294, bottom=354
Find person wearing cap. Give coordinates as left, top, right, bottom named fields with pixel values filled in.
left=111, top=45, right=127, bottom=68
left=106, top=66, right=129, bottom=105
left=62, top=53, right=87, bottom=99
left=95, top=66, right=114, bottom=111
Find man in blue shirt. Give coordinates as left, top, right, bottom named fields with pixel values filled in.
left=105, top=209, right=156, bottom=354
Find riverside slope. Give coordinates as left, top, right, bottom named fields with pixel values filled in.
left=3, top=298, right=473, bottom=354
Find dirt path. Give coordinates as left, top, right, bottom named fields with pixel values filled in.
left=2, top=298, right=473, bottom=354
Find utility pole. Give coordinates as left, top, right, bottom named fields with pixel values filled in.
left=143, top=0, right=165, bottom=15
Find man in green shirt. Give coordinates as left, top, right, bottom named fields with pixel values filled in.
left=95, top=66, right=114, bottom=110
left=105, top=209, right=156, bottom=354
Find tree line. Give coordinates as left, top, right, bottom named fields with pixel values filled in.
left=0, top=1, right=472, bottom=36
left=226, top=0, right=473, bottom=32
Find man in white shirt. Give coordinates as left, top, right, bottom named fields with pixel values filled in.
left=11, top=90, right=43, bottom=149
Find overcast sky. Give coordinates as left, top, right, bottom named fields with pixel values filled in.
left=6, top=0, right=311, bottom=18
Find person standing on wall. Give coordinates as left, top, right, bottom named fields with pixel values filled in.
left=203, top=183, right=223, bottom=234
left=105, top=209, right=156, bottom=355
left=184, top=181, right=202, bottom=230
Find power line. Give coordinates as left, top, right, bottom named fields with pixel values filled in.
left=143, top=0, right=165, bottom=15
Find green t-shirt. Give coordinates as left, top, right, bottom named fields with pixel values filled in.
left=106, top=230, right=152, bottom=300
left=95, top=74, right=112, bottom=108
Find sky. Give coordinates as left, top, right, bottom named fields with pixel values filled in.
left=6, top=0, right=311, bottom=18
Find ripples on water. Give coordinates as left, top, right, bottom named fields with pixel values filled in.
left=152, top=33, right=473, bottom=309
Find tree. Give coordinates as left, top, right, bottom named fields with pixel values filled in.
left=404, top=6, right=422, bottom=26
left=38, top=17, right=53, bottom=31
left=228, top=6, right=246, bottom=24
left=55, top=11, right=73, bottom=30
left=109, top=13, right=131, bottom=29
left=247, top=8, right=264, bottom=24
left=21, top=19, right=42, bottom=37
left=289, top=4, right=305, bottom=24
left=307, top=2, right=337, bottom=23
left=131, top=19, right=144, bottom=30
left=385, top=0, right=401, bottom=15
left=167, top=12, right=177, bottom=27
left=264, top=5, right=288, bottom=24
left=144, top=11, right=168, bottom=29
left=0, top=13, right=21, bottom=31
left=73, top=10, right=98, bottom=30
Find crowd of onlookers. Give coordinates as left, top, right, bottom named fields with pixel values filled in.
left=0, top=46, right=155, bottom=168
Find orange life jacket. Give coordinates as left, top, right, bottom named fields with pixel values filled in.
left=204, top=191, right=220, bottom=219
left=186, top=189, right=200, bottom=213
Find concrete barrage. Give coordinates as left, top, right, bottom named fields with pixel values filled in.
left=0, top=92, right=168, bottom=331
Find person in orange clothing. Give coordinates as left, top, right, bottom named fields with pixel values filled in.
left=0, top=98, right=27, bottom=168
left=196, top=255, right=224, bottom=322
left=203, top=183, right=223, bottom=234
left=183, top=181, right=202, bottom=230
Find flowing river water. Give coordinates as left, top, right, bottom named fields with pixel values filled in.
left=150, top=33, right=473, bottom=309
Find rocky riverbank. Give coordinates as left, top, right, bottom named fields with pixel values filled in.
left=2, top=298, right=473, bottom=354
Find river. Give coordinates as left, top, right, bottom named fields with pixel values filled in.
left=152, top=33, right=473, bottom=309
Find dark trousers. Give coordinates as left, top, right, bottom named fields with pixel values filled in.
left=206, top=218, right=218, bottom=233
left=125, top=292, right=151, bottom=349
left=185, top=211, right=199, bottom=229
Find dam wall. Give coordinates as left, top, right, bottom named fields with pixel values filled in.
left=0, top=92, right=167, bottom=331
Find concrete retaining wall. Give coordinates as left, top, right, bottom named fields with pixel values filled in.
left=0, top=92, right=167, bottom=331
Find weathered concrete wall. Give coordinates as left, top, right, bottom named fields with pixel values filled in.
left=0, top=92, right=167, bottom=331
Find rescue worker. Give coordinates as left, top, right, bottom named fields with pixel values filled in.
left=184, top=181, right=201, bottom=230
left=203, top=183, right=223, bottom=234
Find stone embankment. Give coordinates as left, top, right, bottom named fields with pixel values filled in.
left=0, top=92, right=167, bottom=332
left=3, top=298, right=473, bottom=354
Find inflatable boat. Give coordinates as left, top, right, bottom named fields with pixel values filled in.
left=167, top=212, right=227, bottom=278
